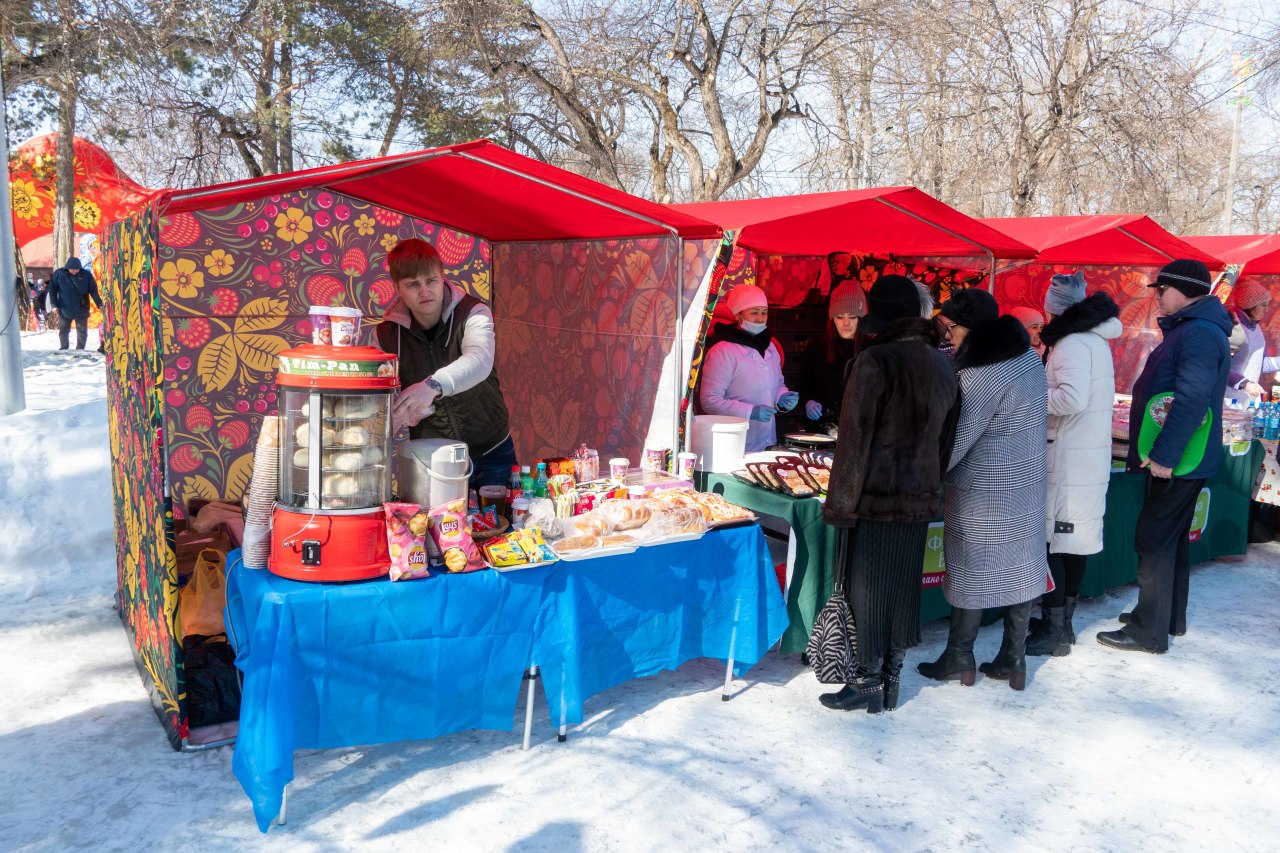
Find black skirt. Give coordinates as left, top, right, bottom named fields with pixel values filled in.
left=844, top=519, right=929, bottom=669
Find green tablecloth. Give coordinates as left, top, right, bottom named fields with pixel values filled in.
left=702, top=440, right=1262, bottom=653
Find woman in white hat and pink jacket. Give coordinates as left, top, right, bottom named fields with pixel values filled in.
left=700, top=284, right=798, bottom=451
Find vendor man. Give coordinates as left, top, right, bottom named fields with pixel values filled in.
left=377, top=238, right=516, bottom=489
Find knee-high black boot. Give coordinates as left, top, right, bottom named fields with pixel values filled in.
left=1063, top=596, right=1078, bottom=645
left=917, top=607, right=981, bottom=685
left=882, top=648, right=906, bottom=711
left=980, top=601, right=1033, bottom=690
left=1025, top=605, right=1070, bottom=657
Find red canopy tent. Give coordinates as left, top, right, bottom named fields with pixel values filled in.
left=1184, top=234, right=1280, bottom=379
left=101, top=139, right=724, bottom=747
left=981, top=215, right=1226, bottom=391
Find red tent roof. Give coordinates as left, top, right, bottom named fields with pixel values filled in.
left=980, top=215, right=1222, bottom=267
left=1183, top=235, right=1280, bottom=275
left=160, top=140, right=721, bottom=243
left=671, top=187, right=1035, bottom=259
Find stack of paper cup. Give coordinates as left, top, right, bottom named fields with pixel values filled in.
left=241, top=415, right=280, bottom=569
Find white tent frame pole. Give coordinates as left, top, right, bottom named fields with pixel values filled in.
left=1115, top=227, right=1176, bottom=263
left=0, top=64, right=27, bottom=415
left=869, top=196, right=1002, bottom=292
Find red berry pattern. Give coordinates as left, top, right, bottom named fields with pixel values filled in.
left=341, top=247, right=368, bottom=276
left=436, top=229, right=475, bottom=267
left=175, top=318, right=212, bottom=348
left=218, top=421, right=251, bottom=450
left=211, top=288, right=239, bottom=314
left=160, top=212, right=202, bottom=247
left=185, top=405, right=214, bottom=433
left=370, top=278, right=397, bottom=306
left=305, top=274, right=344, bottom=306
left=169, top=444, right=204, bottom=473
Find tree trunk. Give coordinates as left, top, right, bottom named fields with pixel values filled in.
left=52, top=80, right=78, bottom=269
left=279, top=36, right=294, bottom=172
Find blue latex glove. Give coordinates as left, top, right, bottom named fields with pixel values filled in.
left=777, top=391, right=799, bottom=412
left=749, top=404, right=775, bottom=423
left=805, top=400, right=823, bottom=420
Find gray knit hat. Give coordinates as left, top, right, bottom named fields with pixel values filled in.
left=1044, top=270, right=1086, bottom=316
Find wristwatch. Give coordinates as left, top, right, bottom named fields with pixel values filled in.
left=425, top=376, right=444, bottom=396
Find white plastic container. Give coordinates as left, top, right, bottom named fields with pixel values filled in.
left=398, top=439, right=472, bottom=507
left=689, top=415, right=750, bottom=473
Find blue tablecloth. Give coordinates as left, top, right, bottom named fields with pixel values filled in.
left=223, top=525, right=788, bottom=832
left=534, top=525, right=788, bottom=726
left=224, top=558, right=549, bottom=831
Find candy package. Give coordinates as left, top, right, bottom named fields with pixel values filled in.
left=427, top=498, right=486, bottom=573
left=384, top=502, right=432, bottom=581
left=483, top=526, right=559, bottom=567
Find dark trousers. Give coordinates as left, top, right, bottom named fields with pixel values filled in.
left=1044, top=551, right=1087, bottom=607
left=58, top=314, right=88, bottom=350
left=1126, top=476, right=1204, bottom=651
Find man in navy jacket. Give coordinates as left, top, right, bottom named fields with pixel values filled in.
left=48, top=256, right=103, bottom=351
left=1098, top=259, right=1230, bottom=654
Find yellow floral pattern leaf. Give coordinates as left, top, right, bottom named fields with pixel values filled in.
left=223, top=452, right=254, bottom=503
left=181, top=474, right=219, bottom=502
left=233, top=297, right=288, bottom=334
left=234, top=332, right=288, bottom=373
left=197, top=334, right=238, bottom=391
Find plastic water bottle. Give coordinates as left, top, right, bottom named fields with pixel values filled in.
left=521, top=465, right=534, bottom=495
left=1268, top=404, right=1280, bottom=441
left=534, top=462, right=549, bottom=498
left=1252, top=402, right=1265, bottom=439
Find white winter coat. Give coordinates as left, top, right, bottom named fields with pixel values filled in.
left=1044, top=310, right=1123, bottom=554
left=700, top=337, right=790, bottom=452
left=1229, top=308, right=1280, bottom=387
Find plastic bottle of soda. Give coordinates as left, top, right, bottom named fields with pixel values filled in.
left=521, top=465, right=534, bottom=495
left=535, top=462, right=549, bottom=498
left=508, top=464, right=523, bottom=501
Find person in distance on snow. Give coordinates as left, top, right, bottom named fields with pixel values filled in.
left=918, top=288, right=1049, bottom=692
left=1097, top=260, right=1231, bottom=654
left=377, top=238, right=518, bottom=490
left=48, top=257, right=104, bottom=351
left=1025, top=271, right=1121, bottom=658
left=700, top=284, right=799, bottom=452
left=820, top=275, right=960, bottom=713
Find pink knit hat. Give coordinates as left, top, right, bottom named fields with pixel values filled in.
left=1009, top=306, right=1044, bottom=329
left=1231, top=279, right=1272, bottom=311
left=725, top=284, right=768, bottom=316
left=828, top=281, right=868, bottom=319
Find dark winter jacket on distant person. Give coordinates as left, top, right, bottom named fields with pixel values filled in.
left=48, top=264, right=102, bottom=322
left=1126, top=295, right=1232, bottom=480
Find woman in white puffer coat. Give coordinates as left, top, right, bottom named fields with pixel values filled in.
left=1026, top=271, right=1123, bottom=657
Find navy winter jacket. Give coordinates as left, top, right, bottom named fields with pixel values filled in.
left=48, top=267, right=102, bottom=322
left=1127, top=296, right=1231, bottom=479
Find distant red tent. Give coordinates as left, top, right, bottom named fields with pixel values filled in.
left=980, top=215, right=1222, bottom=267
left=674, top=187, right=1036, bottom=262
left=8, top=134, right=160, bottom=251
left=1184, top=234, right=1280, bottom=276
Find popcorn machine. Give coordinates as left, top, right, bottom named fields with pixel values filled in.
left=269, top=344, right=399, bottom=581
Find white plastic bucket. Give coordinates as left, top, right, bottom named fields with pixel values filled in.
left=689, top=415, right=749, bottom=473
left=398, top=439, right=472, bottom=507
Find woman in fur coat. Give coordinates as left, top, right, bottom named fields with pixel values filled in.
left=821, top=275, right=962, bottom=713
left=1026, top=272, right=1122, bottom=656
left=919, top=289, right=1049, bottom=691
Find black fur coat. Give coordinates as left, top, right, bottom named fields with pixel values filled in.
left=823, top=318, right=963, bottom=525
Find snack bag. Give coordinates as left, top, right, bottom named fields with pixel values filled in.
left=511, top=527, right=557, bottom=563
left=385, top=502, right=432, bottom=581
left=482, top=534, right=528, bottom=568
left=428, top=498, right=486, bottom=573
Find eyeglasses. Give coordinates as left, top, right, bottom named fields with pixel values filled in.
left=1156, top=285, right=1171, bottom=296
left=938, top=319, right=956, bottom=335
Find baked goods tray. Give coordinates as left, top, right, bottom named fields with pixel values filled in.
left=706, top=513, right=759, bottom=530
left=641, top=530, right=706, bottom=546
left=732, top=470, right=823, bottom=499
left=550, top=542, right=640, bottom=562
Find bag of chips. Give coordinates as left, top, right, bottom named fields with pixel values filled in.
left=385, top=502, right=432, bottom=581
left=427, top=498, right=486, bottom=573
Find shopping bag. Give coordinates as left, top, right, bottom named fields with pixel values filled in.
left=180, top=549, right=228, bottom=639
left=806, top=529, right=859, bottom=684
left=1137, top=392, right=1211, bottom=476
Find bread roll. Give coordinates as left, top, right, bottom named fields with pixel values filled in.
left=323, top=473, right=361, bottom=496
left=292, top=449, right=309, bottom=467
left=339, top=425, right=369, bottom=446
left=332, top=450, right=365, bottom=471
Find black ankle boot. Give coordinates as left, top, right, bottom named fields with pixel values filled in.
left=882, top=648, right=906, bottom=711
left=1063, top=596, right=1077, bottom=644
left=819, top=671, right=884, bottom=714
left=1025, top=605, right=1070, bottom=657
left=980, top=602, right=1032, bottom=690
left=917, top=607, right=981, bottom=685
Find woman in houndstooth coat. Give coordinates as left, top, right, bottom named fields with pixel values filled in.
left=919, top=289, right=1049, bottom=691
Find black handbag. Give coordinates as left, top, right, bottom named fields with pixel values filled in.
left=806, top=528, right=860, bottom=684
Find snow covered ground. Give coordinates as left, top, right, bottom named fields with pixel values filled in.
left=1, top=328, right=1279, bottom=852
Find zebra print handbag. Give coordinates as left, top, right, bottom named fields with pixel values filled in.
left=806, top=529, right=859, bottom=684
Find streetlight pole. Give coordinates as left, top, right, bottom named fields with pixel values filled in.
left=0, top=65, right=29, bottom=415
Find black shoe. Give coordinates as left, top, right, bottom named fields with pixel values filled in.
left=1025, top=605, right=1070, bottom=657
left=881, top=648, right=906, bottom=711
left=1120, top=611, right=1185, bottom=637
left=819, top=674, right=884, bottom=714
left=917, top=607, right=981, bottom=685
left=1096, top=629, right=1165, bottom=654
left=980, top=601, right=1032, bottom=690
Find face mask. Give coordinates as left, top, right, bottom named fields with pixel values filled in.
left=740, top=321, right=767, bottom=336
